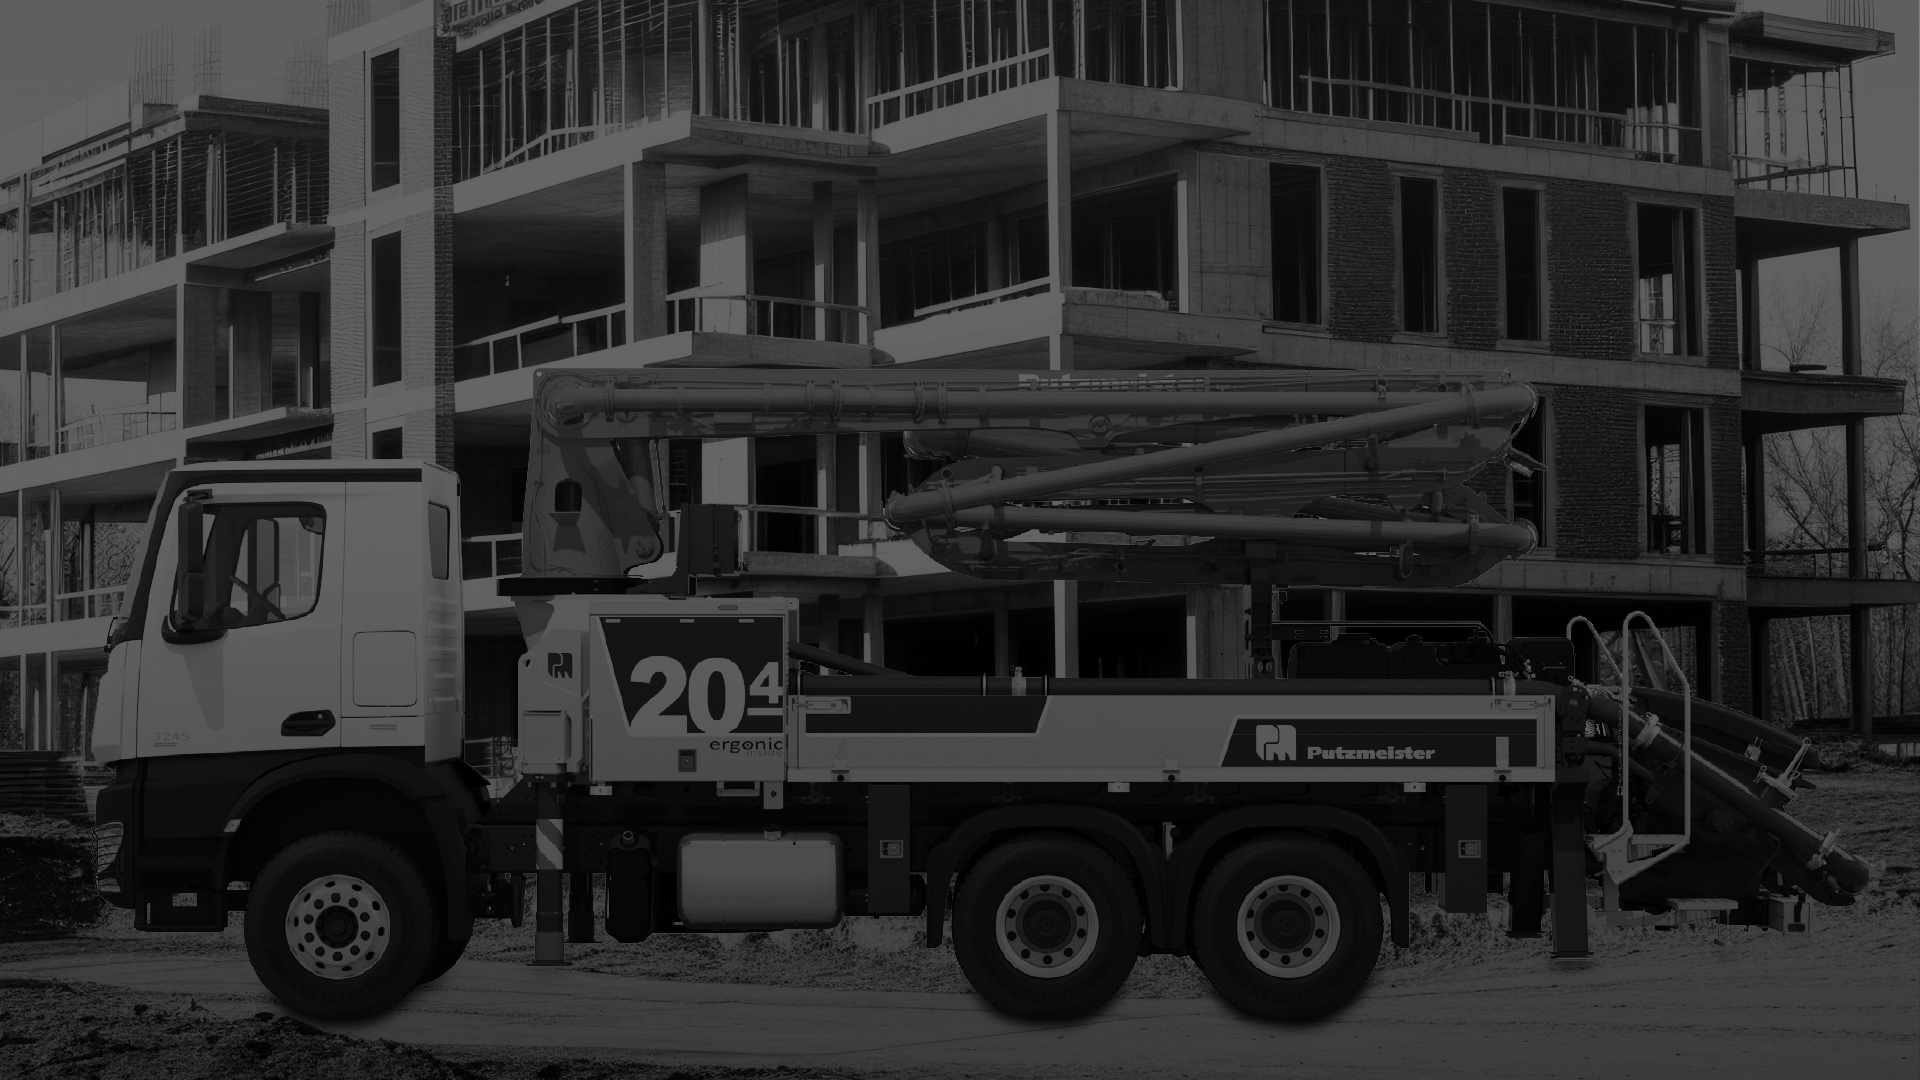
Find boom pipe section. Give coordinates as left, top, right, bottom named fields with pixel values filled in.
left=939, top=505, right=1535, bottom=552
left=884, top=387, right=1536, bottom=524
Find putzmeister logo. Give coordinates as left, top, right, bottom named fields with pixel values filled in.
left=1255, top=724, right=1297, bottom=761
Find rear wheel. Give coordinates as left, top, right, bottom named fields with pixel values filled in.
left=951, top=837, right=1140, bottom=1019
left=417, top=932, right=469, bottom=986
left=1191, top=837, right=1381, bottom=1020
left=244, top=832, right=436, bottom=1019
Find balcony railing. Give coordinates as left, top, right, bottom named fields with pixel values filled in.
left=56, top=407, right=177, bottom=454
left=462, top=532, right=523, bottom=580
left=911, top=279, right=1052, bottom=321
left=453, top=306, right=626, bottom=382
left=663, top=292, right=872, bottom=342
left=57, top=584, right=127, bottom=621
left=1748, top=544, right=1892, bottom=580
left=869, top=47, right=1054, bottom=127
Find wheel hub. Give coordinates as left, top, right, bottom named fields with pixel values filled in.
left=996, top=875, right=1099, bottom=979
left=1237, top=875, right=1340, bottom=979
left=285, top=874, right=390, bottom=981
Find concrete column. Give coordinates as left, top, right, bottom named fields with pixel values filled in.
left=862, top=594, right=886, bottom=666
left=1750, top=615, right=1771, bottom=725
left=860, top=433, right=885, bottom=542
left=856, top=179, right=880, bottom=343
left=626, top=159, right=669, bottom=340
left=1745, top=436, right=1766, bottom=560
left=812, top=180, right=835, bottom=341
left=815, top=433, right=836, bottom=554
left=992, top=608, right=1010, bottom=677
left=699, top=175, right=752, bottom=333
left=1491, top=593, right=1514, bottom=643
left=1053, top=579, right=1079, bottom=677
left=1840, top=237, right=1872, bottom=736
left=1047, top=108, right=1073, bottom=371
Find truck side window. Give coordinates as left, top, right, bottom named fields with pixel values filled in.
left=175, top=503, right=326, bottom=631
left=429, top=503, right=451, bottom=580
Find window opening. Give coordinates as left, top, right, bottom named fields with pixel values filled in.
left=372, top=234, right=402, bottom=385
left=1636, top=204, right=1698, bottom=356
left=371, top=51, right=401, bottom=191
left=1501, top=187, right=1541, bottom=341
left=1072, top=184, right=1178, bottom=306
left=1645, top=406, right=1705, bottom=554
left=1270, top=165, right=1321, bottom=324
left=1399, top=176, right=1439, bottom=334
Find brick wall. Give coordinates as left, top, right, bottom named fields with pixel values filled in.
left=181, top=286, right=223, bottom=428
left=328, top=56, right=364, bottom=217
left=1443, top=169, right=1498, bottom=351
left=400, top=28, right=436, bottom=195
left=333, top=408, right=366, bottom=459
left=330, top=220, right=367, bottom=408
left=1545, top=180, right=1634, bottom=360
left=1715, top=599, right=1751, bottom=711
left=1709, top=402, right=1744, bottom=563
left=1701, top=195, right=1738, bottom=367
left=1325, top=157, right=1396, bottom=342
left=1550, top=387, right=1641, bottom=560
left=1190, top=153, right=1270, bottom=318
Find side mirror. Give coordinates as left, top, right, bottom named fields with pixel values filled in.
left=174, top=498, right=206, bottom=629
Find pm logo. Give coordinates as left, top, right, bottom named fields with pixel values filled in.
left=548, top=652, right=574, bottom=680
left=1255, top=724, right=1297, bottom=762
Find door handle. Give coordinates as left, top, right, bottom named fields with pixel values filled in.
left=282, top=710, right=336, bottom=737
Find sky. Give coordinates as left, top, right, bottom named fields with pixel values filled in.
left=0, top=0, right=1912, bottom=308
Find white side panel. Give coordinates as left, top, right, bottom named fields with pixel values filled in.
left=422, top=466, right=464, bottom=762
left=340, top=483, right=427, bottom=748
left=90, top=642, right=131, bottom=763
left=353, top=631, right=418, bottom=705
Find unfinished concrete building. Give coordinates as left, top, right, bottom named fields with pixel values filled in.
left=0, top=0, right=1909, bottom=772
left=0, top=87, right=329, bottom=764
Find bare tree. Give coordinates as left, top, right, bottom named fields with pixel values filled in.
left=1759, top=286, right=1920, bottom=723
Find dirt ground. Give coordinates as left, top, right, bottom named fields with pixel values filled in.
left=2, top=762, right=1914, bottom=1078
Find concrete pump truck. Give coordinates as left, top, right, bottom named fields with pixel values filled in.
left=88, top=366, right=1869, bottom=1021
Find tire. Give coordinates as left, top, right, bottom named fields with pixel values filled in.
left=244, top=832, right=437, bottom=1019
left=1190, top=837, right=1382, bottom=1021
left=951, top=836, right=1140, bottom=1019
left=417, top=932, right=469, bottom=986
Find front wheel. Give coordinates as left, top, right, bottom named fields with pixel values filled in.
left=244, top=832, right=436, bottom=1019
left=951, top=837, right=1140, bottom=1019
left=1190, top=837, right=1382, bottom=1020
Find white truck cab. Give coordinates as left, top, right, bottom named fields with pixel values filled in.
left=95, top=460, right=464, bottom=764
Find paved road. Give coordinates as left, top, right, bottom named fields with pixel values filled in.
left=4, top=945, right=1914, bottom=1078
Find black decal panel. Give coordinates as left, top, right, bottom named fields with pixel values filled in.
left=1220, top=718, right=1537, bottom=768
left=804, top=696, right=1046, bottom=734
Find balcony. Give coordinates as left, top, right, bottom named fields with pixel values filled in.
left=1729, top=11, right=1894, bottom=200
left=662, top=293, right=871, bottom=343
left=1747, top=545, right=1920, bottom=615
left=56, top=401, right=179, bottom=454
left=453, top=306, right=626, bottom=382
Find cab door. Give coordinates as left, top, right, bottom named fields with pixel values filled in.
left=135, top=483, right=345, bottom=757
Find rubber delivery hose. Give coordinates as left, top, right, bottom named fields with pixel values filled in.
left=1586, top=695, right=1870, bottom=898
